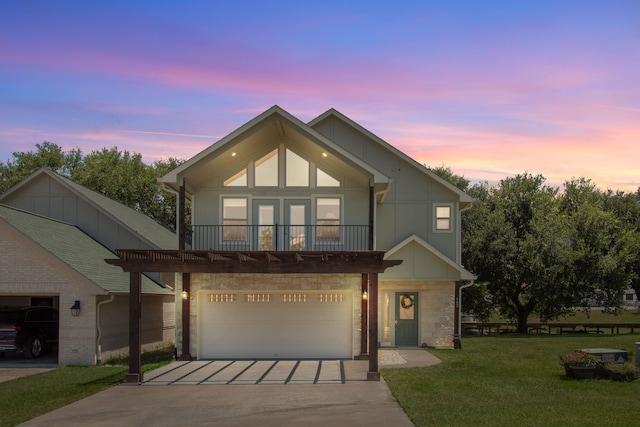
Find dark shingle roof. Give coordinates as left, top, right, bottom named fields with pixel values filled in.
left=0, top=204, right=172, bottom=295
left=52, top=172, right=176, bottom=249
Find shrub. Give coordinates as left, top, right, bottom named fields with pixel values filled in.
left=602, top=362, right=640, bottom=382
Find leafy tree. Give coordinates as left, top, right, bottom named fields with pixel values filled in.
left=463, top=174, right=578, bottom=332
left=0, top=142, right=82, bottom=193
left=429, top=165, right=470, bottom=191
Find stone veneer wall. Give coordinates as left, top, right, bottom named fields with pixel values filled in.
left=379, top=280, right=455, bottom=349
left=176, top=273, right=361, bottom=359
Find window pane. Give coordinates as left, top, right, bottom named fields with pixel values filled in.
left=317, top=198, right=340, bottom=219
left=223, top=198, right=247, bottom=219
left=286, top=149, right=309, bottom=187
left=255, top=149, right=278, bottom=186
left=223, top=198, right=247, bottom=241
left=258, top=205, right=274, bottom=250
left=289, top=204, right=306, bottom=250
left=435, top=205, right=451, bottom=230
left=436, top=206, right=451, bottom=218
left=317, top=168, right=339, bottom=187
left=224, top=168, right=247, bottom=186
left=317, top=198, right=340, bottom=241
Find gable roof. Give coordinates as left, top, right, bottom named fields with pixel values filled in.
left=159, top=105, right=391, bottom=193
left=385, top=234, right=475, bottom=281
left=0, top=168, right=175, bottom=249
left=0, top=204, right=172, bottom=295
left=309, top=108, right=474, bottom=207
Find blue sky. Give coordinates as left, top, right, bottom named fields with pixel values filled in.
left=1, top=0, right=639, bottom=191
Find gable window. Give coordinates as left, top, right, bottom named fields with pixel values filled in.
left=223, top=145, right=340, bottom=188
left=255, top=149, right=278, bottom=187
left=434, top=205, right=452, bottom=231
left=223, top=198, right=247, bottom=241
left=316, top=198, right=340, bottom=242
left=316, top=168, right=340, bottom=187
left=224, top=168, right=247, bottom=187
left=286, top=149, right=309, bottom=187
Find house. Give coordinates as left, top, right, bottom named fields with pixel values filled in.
left=0, top=169, right=175, bottom=365
left=108, top=105, right=474, bottom=380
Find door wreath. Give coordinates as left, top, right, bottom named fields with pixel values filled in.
left=400, top=294, right=414, bottom=309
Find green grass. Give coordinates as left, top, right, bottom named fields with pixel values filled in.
left=382, top=334, right=640, bottom=427
left=0, top=347, right=174, bottom=427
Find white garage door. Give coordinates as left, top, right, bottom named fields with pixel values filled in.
left=198, top=291, right=353, bottom=359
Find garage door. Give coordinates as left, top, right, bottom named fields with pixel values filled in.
left=198, top=291, right=353, bottom=359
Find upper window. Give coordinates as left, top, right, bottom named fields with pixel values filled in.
left=224, top=168, right=247, bottom=187
left=317, top=168, right=340, bottom=187
left=223, top=198, right=247, bottom=241
left=435, top=205, right=452, bottom=231
left=316, top=198, right=341, bottom=242
left=286, top=149, right=309, bottom=187
left=223, top=145, right=340, bottom=188
left=255, top=149, right=279, bottom=187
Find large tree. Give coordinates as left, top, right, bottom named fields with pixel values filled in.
left=462, top=174, right=635, bottom=332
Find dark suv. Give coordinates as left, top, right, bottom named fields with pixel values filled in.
left=0, top=306, right=59, bottom=358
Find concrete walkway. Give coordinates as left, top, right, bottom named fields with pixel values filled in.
left=19, top=349, right=441, bottom=427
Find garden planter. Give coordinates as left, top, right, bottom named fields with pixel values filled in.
left=570, top=365, right=596, bottom=380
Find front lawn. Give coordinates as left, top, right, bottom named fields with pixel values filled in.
left=0, top=347, right=174, bottom=427
left=382, top=334, right=640, bottom=427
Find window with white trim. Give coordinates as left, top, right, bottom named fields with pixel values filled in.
left=223, top=198, right=248, bottom=241
left=434, top=204, right=452, bottom=231
left=316, top=198, right=340, bottom=242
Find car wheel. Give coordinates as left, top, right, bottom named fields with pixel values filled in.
left=24, top=336, right=43, bottom=358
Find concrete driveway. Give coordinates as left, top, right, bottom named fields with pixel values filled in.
left=19, top=349, right=440, bottom=427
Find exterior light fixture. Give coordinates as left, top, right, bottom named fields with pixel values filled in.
left=362, top=291, right=368, bottom=301
left=231, top=152, right=237, bottom=157
left=181, top=291, right=189, bottom=300
left=70, top=300, right=81, bottom=317
left=322, top=152, right=328, bottom=157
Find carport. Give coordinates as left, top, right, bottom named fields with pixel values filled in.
left=106, top=249, right=401, bottom=383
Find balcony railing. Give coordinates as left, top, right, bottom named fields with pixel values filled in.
left=186, top=225, right=370, bottom=251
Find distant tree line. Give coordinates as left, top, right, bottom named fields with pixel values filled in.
left=0, top=142, right=185, bottom=231
left=431, top=166, right=640, bottom=332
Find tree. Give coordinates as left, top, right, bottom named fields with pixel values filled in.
left=0, top=142, right=82, bottom=193
left=429, top=165, right=470, bottom=191
left=463, top=174, right=578, bottom=332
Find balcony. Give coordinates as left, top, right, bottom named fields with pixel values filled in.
left=187, top=224, right=371, bottom=251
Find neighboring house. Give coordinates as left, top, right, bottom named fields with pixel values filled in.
left=0, top=169, right=175, bottom=365
left=144, top=105, right=474, bottom=366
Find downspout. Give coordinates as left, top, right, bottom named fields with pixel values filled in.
left=372, top=182, right=392, bottom=250
left=454, top=202, right=475, bottom=348
left=96, top=294, right=115, bottom=365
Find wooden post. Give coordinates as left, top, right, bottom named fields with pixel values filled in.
left=368, top=186, right=374, bottom=250
left=359, top=273, right=369, bottom=359
left=178, top=180, right=186, bottom=250
left=180, top=272, right=192, bottom=360
left=367, top=273, right=380, bottom=381
left=126, top=272, right=142, bottom=383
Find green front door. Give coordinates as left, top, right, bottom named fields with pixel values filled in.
left=395, top=292, right=419, bottom=346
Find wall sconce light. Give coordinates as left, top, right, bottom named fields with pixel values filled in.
left=181, top=291, right=189, bottom=300
left=362, top=291, right=368, bottom=301
left=70, top=300, right=81, bottom=317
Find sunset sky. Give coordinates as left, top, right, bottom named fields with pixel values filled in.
left=1, top=1, right=639, bottom=192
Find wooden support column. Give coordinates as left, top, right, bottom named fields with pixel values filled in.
left=180, top=272, right=192, bottom=360
left=368, top=186, right=374, bottom=250
left=126, top=271, right=142, bottom=383
left=367, top=273, right=380, bottom=381
left=178, top=180, right=186, bottom=250
left=358, top=273, right=369, bottom=359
